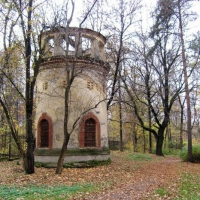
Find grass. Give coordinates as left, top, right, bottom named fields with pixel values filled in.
left=127, top=153, right=152, bottom=161
left=0, top=183, right=95, bottom=200
left=176, top=173, right=200, bottom=200
left=154, top=172, right=200, bottom=199
left=154, top=188, right=168, bottom=197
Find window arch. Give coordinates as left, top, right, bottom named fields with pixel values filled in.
left=79, top=112, right=101, bottom=148
left=84, top=118, right=96, bottom=147
left=37, top=113, right=52, bottom=148
left=40, top=119, right=49, bottom=147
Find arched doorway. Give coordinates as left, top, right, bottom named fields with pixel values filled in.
left=84, top=118, right=96, bottom=147
left=40, top=119, right=49, bottom=147
left=37, top=113, right=52, bottom=149
left=79, top=112, right=101, bottom=148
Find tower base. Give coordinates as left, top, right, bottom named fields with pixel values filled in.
left=34, top=148, right=110, bottom=167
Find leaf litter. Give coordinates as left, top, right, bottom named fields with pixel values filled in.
left=0, top=151, right=200, bottom=199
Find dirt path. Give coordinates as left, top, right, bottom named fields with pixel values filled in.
left=82, top=156, right=182, bottom=200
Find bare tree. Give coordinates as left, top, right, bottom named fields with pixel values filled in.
left=106, top=0, right=141, bottom=110
left=102, top=0, right=141, bottom=151
left=122, top=0, right=184, bottom=155
left=0, top=44, right=26, bottom=161
left=0, top=0, right=48, bottom=173
left=53, top=0, right=102, bottom=174
left=177, top=0, right=193, bottom=162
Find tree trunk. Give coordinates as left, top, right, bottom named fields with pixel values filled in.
left=118, top=78, right=123, bottom=151
left=24, top=0, right=35, bottom=174
left=166, top=122, right=172, bottom=148
left=148, top=107, right=152, bottom=153
left=156, top=128, right=165, bottom=156
left=132, top=123, right=137, bottom=152
left=143, top=129, right=146, bottom=153
left=56, top=59, right=71, bottom=174
left=56, top=85, right=71, bottom=174
left=9, top=131, right=12, bottom=160
left=178, top=0, right=192, bottom=162
left=56, top=134, right=70, bottom=174
left=25, top=139, right=35, bottom=174
left=25, top=112, right=35, bottom=174
left=178, top=96, right=185, bottom=149
left=119, top=115, right=123, bottom=151
left=180, top=107, right=184, bottom=149
left=156, top=135, right=164, bottom=156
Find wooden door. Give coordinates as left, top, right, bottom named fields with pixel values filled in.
left=40, top=119, right=49, bottom=147
left=84, top=118, right=96, bottom=147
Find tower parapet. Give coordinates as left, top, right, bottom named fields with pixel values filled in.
left=41, top=27, right=106, bottom=61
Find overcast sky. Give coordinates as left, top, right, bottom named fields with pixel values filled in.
left=70, top=0, right=199, bottom=33
left=0, top=0, right=199, bottom=50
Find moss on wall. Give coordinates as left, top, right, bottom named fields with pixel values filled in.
left=34, top=147, right=110, bottom=156
left=35, top=158, right=111, bottom=168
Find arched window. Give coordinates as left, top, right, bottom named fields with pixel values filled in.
left=40, top=119, right=49, bottom=147
left=37, top=113, right=52, bottom=149
left=84, top=118, right=96, bottom=147
left=79, top=112, right=101, bottom=148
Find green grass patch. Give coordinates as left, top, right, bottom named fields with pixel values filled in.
left=127, top=153, right=152, bottom=161
left=153, top=173, right=200, bottom=199
left=0, top=183, right=95, bottom=200
left=154, top=188, right=169, bottom=197
left=175, top=173, right=200, bottom=200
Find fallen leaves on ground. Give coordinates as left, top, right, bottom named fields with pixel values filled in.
left=0, top=151, right=200, bottom=199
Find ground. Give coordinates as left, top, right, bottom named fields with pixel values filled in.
left=0, top=151, right=200, bottom=199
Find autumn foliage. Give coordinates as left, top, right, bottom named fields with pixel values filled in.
left=1, top=151, right=200, bottom=199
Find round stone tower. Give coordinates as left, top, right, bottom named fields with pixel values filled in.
left=34, top=27, right=110, bottom=165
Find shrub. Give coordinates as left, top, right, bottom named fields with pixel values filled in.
left=152, top=148, right=180, bottom=156
left=180, top=145, right=200, bottom=162
left=127, top=153, right=152, bottom=161
left=162, top=148, right=180, bottom=156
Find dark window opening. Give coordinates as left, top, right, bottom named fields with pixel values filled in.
left=40, top=119, right=49, bottom=147
left=84, top=118, right=96, bottom=147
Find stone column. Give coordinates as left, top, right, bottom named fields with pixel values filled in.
left=54, top=33, right=64, bottom=56
left=75, top=33, right=82, bottom=56
left=91, top=39, right=100, bottom=59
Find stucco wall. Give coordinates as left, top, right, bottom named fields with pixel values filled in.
left=34, top=27, right=110, bottom=164
left=35, top=61, right=109, bottom=149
